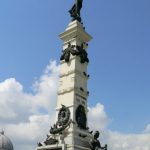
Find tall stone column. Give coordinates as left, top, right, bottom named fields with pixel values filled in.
left=36, top=20, right=92, bottom=150
left=57, top=20, right=92, bottom=150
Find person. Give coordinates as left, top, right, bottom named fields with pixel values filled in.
left=76, top=0, right=83, bottom=16
left=89, top=131, right=107, bottom=150
left=69, top=0, right=83, bottom=22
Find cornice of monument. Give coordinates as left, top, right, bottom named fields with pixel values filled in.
left=59, top=20, right=92, bottom=43
left=59, top=69, right=89, bottom=80
left=57, top=86, right=89, bottom=98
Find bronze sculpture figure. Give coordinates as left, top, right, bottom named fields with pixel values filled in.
left=60, top=42, right=89, bottom=64
left=76, top=105, right=87, bottom=129
left=89, top=131, right=107, bottom=150
left=69, top=0, right=83, bottom=22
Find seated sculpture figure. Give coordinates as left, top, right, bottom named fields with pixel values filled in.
left=89, top=131, right=107, bottom=150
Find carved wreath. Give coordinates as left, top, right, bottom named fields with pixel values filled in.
left=50, top=105, right=71, bottom=134
left=57, top=105, right=70, bottom=126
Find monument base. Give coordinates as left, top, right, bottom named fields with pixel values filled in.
left=36, top=143, right=91, bottom=150
left=37, top=144, right=65, bottom=150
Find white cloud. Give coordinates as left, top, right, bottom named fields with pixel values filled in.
left=0, top=78, right=31, bottom=122
left=0, top=60, right=150, bottom=150
left=88, top=103, right=109, bottom=131
left=0, top=78, right=23, bottom=92
left=107, top=131, right=150, bottom=150
left=145, top=124, right=150, bottom=133
left=87, top=103, right=150, bottom=150
left=32, top=60, right=60, bottom=114
left=4, top=114, right=56, bottom=150
left=0, top=60, right=59, bottom=150
left=6, top=115, right=51, bottom=141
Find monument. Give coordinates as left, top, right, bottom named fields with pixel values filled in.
left=36, top=1, right=107, bottom=150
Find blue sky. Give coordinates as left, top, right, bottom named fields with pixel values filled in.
left=0, top=0, right=150, bottom=136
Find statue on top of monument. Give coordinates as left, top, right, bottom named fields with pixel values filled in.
left=69, top=0, right=83, bottom=22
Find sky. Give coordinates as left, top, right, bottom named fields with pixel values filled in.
left=0, top=0, right=150, bottom=150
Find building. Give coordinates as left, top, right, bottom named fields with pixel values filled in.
left=0, top=131, right=14, bottom=150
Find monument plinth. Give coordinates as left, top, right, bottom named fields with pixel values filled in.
left=36, top=1, right=107, bottom=150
